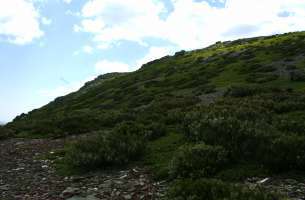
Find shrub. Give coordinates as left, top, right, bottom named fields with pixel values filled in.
left=168, top=179, right=280, bottom=200
left=290, top=70, right=305, bottom=81
left=170, top=143, right=228, bottom=178
left=225, top=85, right=262, bottom=97
left=64, top=122, right=146, bottom=169
left=175, top=50, right=186, bottom=56
left=0, top=126, right=13, bottom=140
left=184, top=111, right=274, bottom=161
left=246, top=73, right=278, bottom=83
left=276, top=117, right=305, bottom=135
left=263, top=135, right=305, bottom=171
left=183, top=92, right=305, bottom=172
left=143, top=122, right=167, bottom=140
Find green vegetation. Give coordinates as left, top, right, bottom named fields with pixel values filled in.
left=183, top=89, right=305, bottom=172
left=4, top=31, right=305, bottom=199
left=170, top=143, right=228, bottom=178
left=8, top=32, right=305, bottom=137
left=64, top=122, right=146, bottom=170
left=168, top=179, right=280, bottom=200
left=0, top=126, right=13, bottom=140
left=143, top=132, right=184, bottom=180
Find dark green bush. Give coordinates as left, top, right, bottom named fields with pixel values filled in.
left=175, top=50, right=186, bottom=56
left=170, top=143, right=228, bottom=178
left=276, top=116, right=305, bottom=135
left=185, top=111, right=274, bottom=161
left=168, top=179, right=280, bottom=200
left=183, top=92, right=305, bottom=172
left=143, top=122, right=167, bottom=140
left=246, top=73, right=278, bottom=83
left=290, top=70, right=305, bottom=81
left=64, top=122, right=146, bottom=169
left=263, top=135, right=305, bottom=171
left=225, top=85, right=263, bottom=97
left=0, top=126, right=13, bottom=140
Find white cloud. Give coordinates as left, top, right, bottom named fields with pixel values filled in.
left=0, top=0, right=44, bottom=45
left=63, top=0, right=72, bottom=4
left=135, top=46, right=174, bottom=69
left=38, top=45, right=176, bottom=105
left=41, top=17, right=52, bottom=25
left=95, top=60, right=130, bottom=74
left=74, top=0, right=305, bottom=50
left=39, top=59, right=131, bottom=100
left=39, top=76, right=96, bottom=98
left=83, top=45, right=93, bottom=54
left=76, top=0, right=165, bottom=47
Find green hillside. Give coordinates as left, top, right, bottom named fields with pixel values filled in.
left=3, top=31, right=305, bottom=199
left=7, top=31, right=305, bottom=137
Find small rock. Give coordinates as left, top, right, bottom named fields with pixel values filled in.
left=123, top=194, right=132, bottom=200
left=257, top=178, right=270, bottom=184
left=61, top=187, right=80, bottom=198
left=66, top=195, right=100, bottom=200
left=0, top=185, right=9, bottom=191
left=120, top=174, right=128, bottom=179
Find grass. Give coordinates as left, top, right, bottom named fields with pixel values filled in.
left=143, top=132, right=184, bottom=180
left=211, top=64, right=246, bottom=87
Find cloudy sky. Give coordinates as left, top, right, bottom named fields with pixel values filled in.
left=1, top=0, right=305, bottom=123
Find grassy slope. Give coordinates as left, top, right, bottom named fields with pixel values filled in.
left=5, top=31, right=305, bottom=199
left=7, top=31, right=305, bottom=137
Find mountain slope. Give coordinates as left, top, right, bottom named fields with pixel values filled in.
left=4, top=31, right=305, bottom=200
left=7, top=31, right=305, bottom=137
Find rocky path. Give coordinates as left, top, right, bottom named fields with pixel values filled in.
left=245, top=177, right=305, bottom=200
left=0, top=138, right=167, bottom=200
left=1, top=138, right=305, bottom=200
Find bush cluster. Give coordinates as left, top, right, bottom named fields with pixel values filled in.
left=183, top=91, right=305, bottom=172
left=170, top=143, right=228, bottom=178
left=0, top=126, right=13, bottom=140
left=64, top=122, right=146, bottom=169
left=168, top=179, right=280, bottom=200
left=290, top=70, right=305, bottom=81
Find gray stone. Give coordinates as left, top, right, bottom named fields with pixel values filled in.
left=0, top=184, right=9, bottom=191
left=123, top=194, right=132, bottom=200
left=61, top=187, right=80, bottom=198
left=66, top=195, right=100, bottom=200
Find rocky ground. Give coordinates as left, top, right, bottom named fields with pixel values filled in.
left=245, top=177, right=305, bottom=200
left=0, top=138, right=167, bottom=200
left=1, top=138, right=305, bottom=200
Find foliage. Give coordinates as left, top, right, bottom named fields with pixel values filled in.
left=183, top=91, right=305, bottom=172
left=143, top=132, right=184, bottom=180
left=5, top=31, right=305, bottom=198
left=290, top=70, right=305, bottom=81
left=168, top=179, right=281, bottom=200
left=0, top=126, right=13, bottom=140
left=170, top=143, right=228, bottom=178
left=8, top=31, right=305, bottom=137
left=64, top=122, right=146, bottom=169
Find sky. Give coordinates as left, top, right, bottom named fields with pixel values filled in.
left=1, top=0, right=305, bottom=123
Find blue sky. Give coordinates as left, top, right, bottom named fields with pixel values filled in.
left=1, top=0, right=305, bottom=123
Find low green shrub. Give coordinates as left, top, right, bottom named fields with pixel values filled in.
left=263, top=135, right=305, bottom=171
left=246, top=73, right=278, bottom=83
left=225, top=85, right=263, bottom=97
left=168, top=178, right=280, bottom=200
left=143, top=122, right=167, bottom=140
left=276, top=116, right=305, bottom=135
left=170, top=143, right=228, bottom=178
left=64, top=122, right=146, bottom=169
left=0, top=126, right=13, bottom=140
left=183, top=92, right=305, bottom=172
left=290, top=70, right=305, bottom=81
